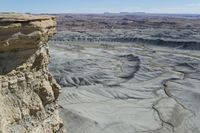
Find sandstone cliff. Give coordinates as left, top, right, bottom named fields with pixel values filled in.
left=0, top=13, right=65, bottom=133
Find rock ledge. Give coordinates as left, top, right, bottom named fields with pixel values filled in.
left=0, top=13, right=66, bottom=133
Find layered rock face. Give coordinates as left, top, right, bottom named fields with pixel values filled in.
left=0, top=13, right=65, bottom=133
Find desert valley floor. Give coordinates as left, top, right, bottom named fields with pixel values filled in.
left=49, top=13, right=200, bottom=133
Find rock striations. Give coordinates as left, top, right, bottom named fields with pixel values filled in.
left=0, top=13, right=65, bottom=133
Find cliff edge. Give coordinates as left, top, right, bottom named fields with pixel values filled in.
left=0, top=13, right=65, bottom=133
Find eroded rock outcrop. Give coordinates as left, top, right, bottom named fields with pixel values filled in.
left=0, top=13, right=65, bottom=133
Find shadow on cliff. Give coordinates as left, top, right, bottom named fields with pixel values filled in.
left=0, top=49, right=36, bottom=75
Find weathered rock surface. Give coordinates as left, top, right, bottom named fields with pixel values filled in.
left=0, top=13, right=65, bottom=133
left=50, top=41, right=200, bottom=133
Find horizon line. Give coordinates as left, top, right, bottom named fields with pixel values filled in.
left=1, top=11, right=200, bottom=15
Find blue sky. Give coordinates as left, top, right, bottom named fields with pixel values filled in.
left=0, top=0, right=200, bottom=14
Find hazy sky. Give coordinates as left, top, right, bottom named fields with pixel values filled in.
left=0, top=0, right=200, bottom=14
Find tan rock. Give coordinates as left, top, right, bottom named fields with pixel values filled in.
left=0, top=13, right=66, bottom=133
